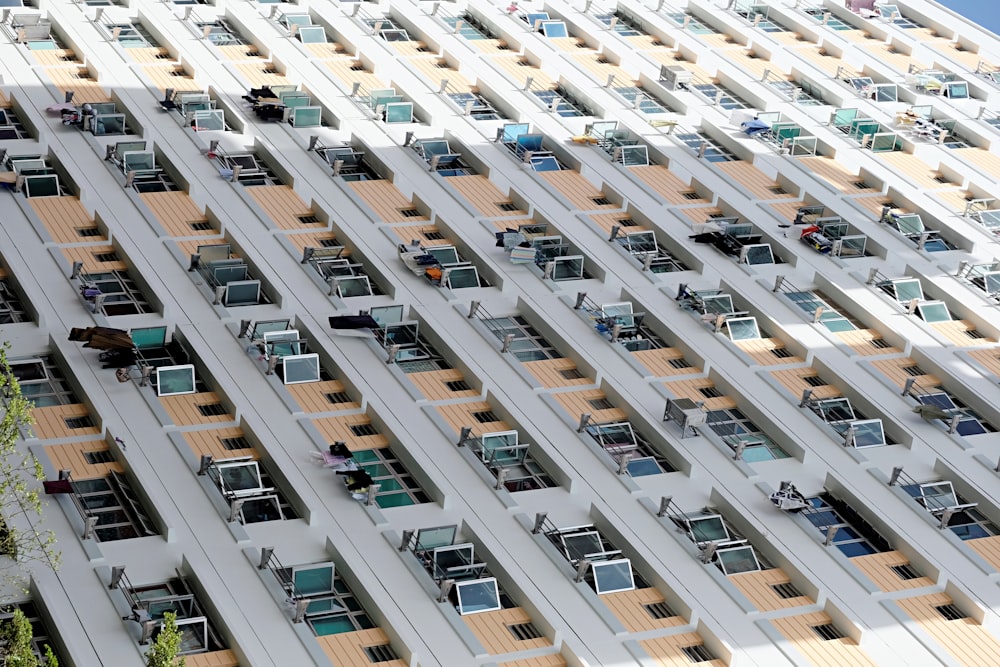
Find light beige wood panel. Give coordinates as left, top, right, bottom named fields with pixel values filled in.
left=929, top=42, right=989, bottom=70
left=769, top=200, right=808, bottom=221
left=0, top=89, right=8, bottom=105
left=217, top=45, right=261, bottom=61
left=568, top=53, right=630, bottom=84
left=436, top=401, right=510, bottom=436
left=304, top=42, right=345, bottom=59
left=446, top=175, right=525, bottom=217
left=30, top=197, right=104, bottom=244
left=551, top=389, right=626, bottom=423
left=462, top=607, right=550, bottom=655
left=183, top=650, right=240, bottom=667
left=539, top=171, right=616, bottom=211
left=281, top=230, right=342, bottom=252
left=141, top=66, right=201, bottom=93
left=522, top=358, right=593, bottom=388
left=389, top=40, right=432, bottom=57
left=488, top=55, right=556, bottom=89
left=139, top=191, right=211, bottom=236
left=233, top=62, right=290, bottom=88
left=694, top=32, right=736, bottom=49
left=968, top=535, right=1000, bottom=570
left=159, top=392, right=234, bottom=426
left=601, top=588, right=685, bottom=633
left=850, top=551, right=934, bottom=592
left=31, top=404, right=100, bottom=440
left=877, top=153, right=951, bottom=191
left=861, top=44, right=925, bottom=74
left=836, top=330, right=898, bottom=355
left=953, top=148, right=1000, bottom=182
left=623, top=34, right=664, bottom=50
left=389, top=225, right=449, bottom=246
left=728, top=568, right=812, bottom=612
left=175, top=239, right=236, bottom=259
left=662, top=377, right=736, bottom=410
left=31, top=49, right=78, bottom=67
left=348, top=181, right=426, bottom=222
left=588, top=212, right=648, bottom=234
left=680, top=206, right=724, bottom=223
left=125, top=47, right=172, bottom=64
left=245, top=185, right=316, bottom=229
left=734, top=339, right=803, bottom=365
left=639, top=632, right=727, bottom=667
left=629, top=165, right=708, bottom=205
left=834, top=29, right=873, bottom=43
left=497, top=655, right=566, bottom=667
left=799, top=157, right=877, bottom=193
left=182, top=427, right=258, bottom=460
left=934, top=188, right=975, bottom=213
left=770, top=368, right=841, bottom=399
left=720, top=48, right=781, bottom=77
left=547, top=36, right=588, bottom=52
left=311, top=415, right=389, bottom=451
left=318, top=57, right=384, bottom=90
left=789, top=47, right=843, bottom=76
left=286, top=380, right=359, bottom=413
left=316, top=628, right=405, bottom=667
left=967, top=349, right=1000, bottom=378
left=469, top=39, right=510, bottom=53
left=44, top=440, right=122, bottom=479
left=631, top=348, right=701, bottom=377
left=931, top=321, right=995, bottom=346
left=852, top=194, right=905, bottom=216
left=715, top=162, right=796, bottom=200
left=870, top=358, right=940, bottom=390
left=407, top=369, right=479, bottom=401
left=60, top=246, right=128, bottom=273
left=897, top=593, right=1000, bottom=667
left=407, top=57, right=474, bottom=91
left=45, top=67, right=110, bottom=103
left=770, top=612, right=877, bottom=667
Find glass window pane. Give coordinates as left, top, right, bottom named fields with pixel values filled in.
left=455, top=578, right=501, bottom=614
left=592, top=559, right=635, bottom=594
left=156, top=365, right=195, bottom=396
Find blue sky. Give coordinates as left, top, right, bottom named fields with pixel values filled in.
left=935, top=0, right=1000, bottom=37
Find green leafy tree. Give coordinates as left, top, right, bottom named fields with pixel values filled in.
left=0, top=345, right=60, bottom=590
left=0, top=607, right=58, bottom=666
left=144, top=612, right=185, bottom=667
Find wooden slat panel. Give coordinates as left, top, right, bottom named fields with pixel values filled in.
left=139, top=191, right=211, bottom=236
left=435, top=401, right=510, bottom=435
left=462, top=607, right=550, bottom=655
left=734, top=339, right=803, bottom=365
left=389, top=40, right=431, bottom=57
left=548, top=37, right=588, bottom=52
left=720, top=48, right=782, bottom=77
left=850, top=551, right=934, bottom=592
left=316, top=628, right=405, bottom=667
left=715, top=162, right=796, bottom=200
left=468, top=39, right=509, bottom=53
left=407, top=57, right=474, bottom=91
left=522, top=358, right=593, bottom=388
left=770, top=368, right=841, bottom=399
left=348, top=181, right=426, bottom=222
left=245, top=185, right=316, bottom=229
left=789, top=47, right=843, bottom=76
left=159, top=392, right=234, bottom=426
left=124, top=47, right=172, bottom=64
left=60, top=246, right=127, bottom=272
left=662, top=377, right=736, bottom=410
left=407, top=369, right=479, bottom=401
left=799, top=157, right=877, bottom=193
left=966, top=349, right=1000, bottom=378
left=44, top=67, right=110, bottom=103
left=539, top=171, right=616, bottom=211
left=629, top=165, right=707, bottom=205
left=589, top=212, right=648, bottom=234
left=30, top=404, right=100, bottom=440
left=639, top=632, right=727, bottom=667
left=727, top=568, right=812, bottom=611
left=967, top=535, right=1000, bottom=570
left=216, top=44, right=261, bottom=61
left=929, top=42, right=989, bottom=70
left=930, top=321, right=995, bottom=346
left=141, top=66, right=201, bottom=94
left=497, top=655, right=566, bottom=667
left=310, top=415, right=389, bottom=451
left=286, top=380, right=359, bottom=413
left=860, top=44, right=925, bottom=74
left=389, top=225, right=449, bottom=246
left=30, top=197, right=104, bottom=244
left=897, top=593, right=1000, bottom=667
left=488, top=55, right=556, bottom=89
left=304, top=42, right=345, bottom=59
left=836, top=330, right=898, bottom=356
left=953, top=147, right=1000, bottom=182
left=183, top=649, right=240, bottom=667
left=600, top=588, right=685, bottom=633
left=877, top=153, right=951, bottom=191
left=870, top=358, right=940, bottom=390
left=318, top=57, right=384, bottom=90
left=43, top=440, right=123, bottom=479
left=232, top=63, right=290, bottom=88
left=31, top=49, right=79, bottom=67
left=281, top=230, right=342, bottom=252
left=446, top=175, right=525, bottom=217
left=568, top=52, right=630, bottom=84
left=181, top=427, right=258, bottom=460
left=770, top=612, right=877, bottom=667
left=631, top=348, right=701, bottom=377
left=551, top=389, right=627, bottom=422
left=769, top=200, right=808, bottom=222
